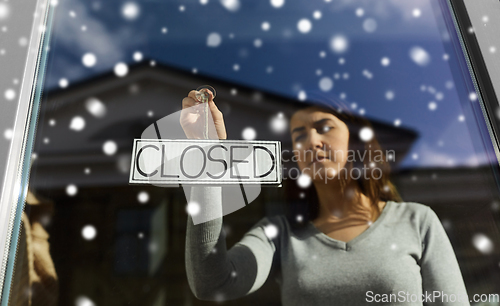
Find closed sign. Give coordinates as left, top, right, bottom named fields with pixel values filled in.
left=129, top=139, right=282, bottom=186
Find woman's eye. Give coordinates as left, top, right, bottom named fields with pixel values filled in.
left=320, top=126, right=333, bottom=133
left=295, top=135, right=305, bottom=141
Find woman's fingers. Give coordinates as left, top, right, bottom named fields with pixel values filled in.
left=182, top=89, right=227, bottom=139
left=182, top=96, right=197, bottom=109
left=187, top=90, right=198, bottom=102
left=208, top=100, right=223, bottom=121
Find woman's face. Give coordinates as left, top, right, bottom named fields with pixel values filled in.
left=290, top=107, right=350, bottom=182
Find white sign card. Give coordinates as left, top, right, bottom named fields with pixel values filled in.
left=129, top=139, right=282, bottom=186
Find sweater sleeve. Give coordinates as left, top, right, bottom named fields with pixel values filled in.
left=185, top=186, right=279, bottom=301
left=420, top=207, right=470, bottom=306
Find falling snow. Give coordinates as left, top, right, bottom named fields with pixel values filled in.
left=136, top=191, right=149, bottom=204
left=409, top=46, right=431, bottom=66
left=261, top=21, right=271, bottom=31
left=298, top=90, right=307, bottom=101
left=264, top=224, right=278, bottom=239
left=359, top=127, right=374, bottom=142
left=242, top=127, right=257, bottom=140
left=69, top=116, right=85, bottom=131
left=75, top=296, right=96, bottom=306
left=297, top=173, right=312, bottom=188
left=297, top=19, right=312, bottom=33
left=362, top=70, right=373, bottom=79
left=103, top=140, right=118, bottom=155
left=330, top=35, right=349, bottom=54
left=82, top=53, right=97, bottom=67
left=4, top=129, right=13, bottom=140
left=18, top=37, right=28, bottom=47
left=221, top=0, right=240, bottom=12
left=270, top=0, right=284, bottom=8
left=133, top=51, right=143, bottom=61
left=355, top=8, right=364, bottom=17
left=187, top=201, right=200, bottom=216
left=114, top=63, right=129, bottom=77
left=66, top=184, right=78, bottom=196
left=381, top=57, right=390, bottom=67
left=0, top=3, right=10, bottom=20
left=319, top=77, right=333, bottom=92
left=81, top=225, right=97, bottom=240
left=4, top=89, right=16, bottom=101
left=472, top=233, right=494, bottom=254
left=207, top=32, right=222, bottom=47
left=270, top=112, right=287, bottom=133
left=122, top=2, right=140, bottom=20
left=59, top=78, right=69, bottom=88
left=363, top=18, right=377, bottom=33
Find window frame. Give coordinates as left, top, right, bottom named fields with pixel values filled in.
left=0, top=0, right=499, bottom=304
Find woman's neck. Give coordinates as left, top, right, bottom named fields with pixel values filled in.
left=313, top=180, right=373, bottom=223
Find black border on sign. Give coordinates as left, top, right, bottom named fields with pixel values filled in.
left=130, top=139, right=280, bottom=183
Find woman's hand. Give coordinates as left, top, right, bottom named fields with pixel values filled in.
left=180, top=89, right=227, bottom=140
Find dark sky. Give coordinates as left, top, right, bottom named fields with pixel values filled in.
left=43, top=0, right=492, bottom=169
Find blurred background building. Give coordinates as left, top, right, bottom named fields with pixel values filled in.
left=26, top=63, right=500, bottom=305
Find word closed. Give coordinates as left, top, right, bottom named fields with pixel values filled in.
left=129, top=139, right=282, bottom=186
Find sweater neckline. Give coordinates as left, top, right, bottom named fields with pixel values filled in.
left=306, top=200, right=393, bottom=251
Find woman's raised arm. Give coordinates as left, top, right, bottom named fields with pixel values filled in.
left=185, top=186, right=280, bottom=301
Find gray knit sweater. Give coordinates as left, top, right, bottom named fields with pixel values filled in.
left=185, top=187, right=470, bottom=305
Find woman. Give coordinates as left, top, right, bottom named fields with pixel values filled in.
left=181, top=90, right=470, bottom=305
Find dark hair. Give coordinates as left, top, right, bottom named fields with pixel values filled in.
left=284, top=96, right=402, bottom=229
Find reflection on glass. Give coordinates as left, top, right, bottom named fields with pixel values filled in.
left=4, top=0, right=500, bottom=305
left=10, top=190, right=58, bottom=306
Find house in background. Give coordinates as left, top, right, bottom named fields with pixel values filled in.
left=25, top=62, right=500, bottom=305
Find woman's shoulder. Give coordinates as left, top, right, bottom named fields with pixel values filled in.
left=250, top=214, right=290, bottom=230
left=247, top=214, right=294, bottom=238
left=387, top=200, right=434, bottom=225
left=389, top=200, right=430, bottom=212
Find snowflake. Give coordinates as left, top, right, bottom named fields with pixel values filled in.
left=297, top=19, right=312, bottom=33
left=363, top=18, right=377, bottom=33
left=122, top=2, right=140, bottom=20
left=207, top=32, right=222, bottom=47
left=82, top=53, right=97, bottom=67
left=409, top=46, right=431, bottom=66
left=103, top=140, right=118, bottom=155
left=242, top=127, right=256, bottom=140
left=297, top=173, right=312, bottom=188
left=81, top=225, right=97, bottom=240
left=138, top=191, right=150, bottom=204
left=66, top=184, right=78, bottom=196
